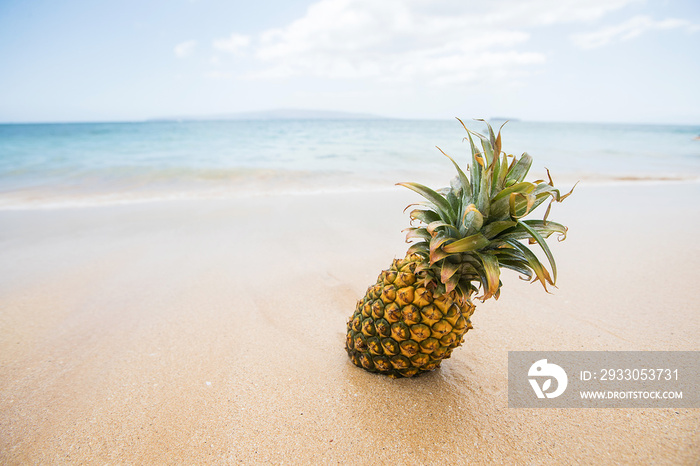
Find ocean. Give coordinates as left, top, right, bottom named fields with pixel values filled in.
left=0, top=119, right=698, bottom=209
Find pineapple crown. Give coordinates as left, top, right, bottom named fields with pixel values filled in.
left=398, top=118, right=575, bottom=302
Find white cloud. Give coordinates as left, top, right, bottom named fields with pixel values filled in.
left=211, top=0, right=638, bottom=84
left=571, top=15, right=698, bottom=49
left=484, top=0, right=640, bottom=25
left=213, top=33, right=251, bottom=55
left=174, top=40, right=197, bottom=58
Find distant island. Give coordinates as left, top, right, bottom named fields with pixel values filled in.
left=489, top=117, right=521, bottom=122
left=150, top=109, right=388, bottom=122
left=149, top=110, right=525, bottom=123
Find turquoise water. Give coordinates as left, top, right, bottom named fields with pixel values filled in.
left=0, top=119, right=698, bottom=208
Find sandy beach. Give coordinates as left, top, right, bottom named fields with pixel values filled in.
left=1, top=181, right=698, bottom=464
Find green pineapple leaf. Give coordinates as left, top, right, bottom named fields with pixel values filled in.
left=397, top=182, right=455, bottom=224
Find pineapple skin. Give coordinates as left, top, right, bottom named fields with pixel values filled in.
left=345, top=254, right=475, bottom=378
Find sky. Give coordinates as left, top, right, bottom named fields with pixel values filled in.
left=0, top=0, right=698, bottom=124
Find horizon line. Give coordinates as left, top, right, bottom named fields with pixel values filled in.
left=0, top=110, right=698, bottom=128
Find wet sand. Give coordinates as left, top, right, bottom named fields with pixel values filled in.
left=1, top=182, right=698, bottom=464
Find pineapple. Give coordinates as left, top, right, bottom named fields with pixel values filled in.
left=345, top=119, right=574, bottom=378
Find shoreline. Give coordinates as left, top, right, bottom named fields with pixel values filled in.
left=1, top=173, right=698, bottom=211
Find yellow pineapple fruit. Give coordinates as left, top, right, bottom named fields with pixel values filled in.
left=346, top=119, right=574, bottom=377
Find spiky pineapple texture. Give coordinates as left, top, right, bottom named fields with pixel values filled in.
left=345, top=119, right=574, bottom=378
